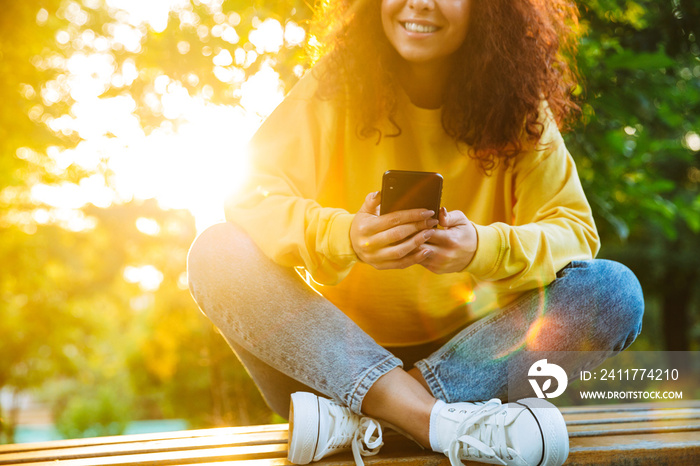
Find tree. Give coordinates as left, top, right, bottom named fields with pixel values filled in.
left=1, top=0, right=312, bottom=442
left=571, top=0, right=700, bottom=351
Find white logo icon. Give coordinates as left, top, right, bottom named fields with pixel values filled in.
left=528, top=359, right=568, bottom=399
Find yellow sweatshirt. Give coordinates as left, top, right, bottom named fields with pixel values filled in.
left=225, top=69, right=600, bottom=346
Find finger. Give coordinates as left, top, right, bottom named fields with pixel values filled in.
left=424, top=228, right=449, bottom=245
left=366, top=208, right=435, bottom=236
left=371, top=228, right=436, bottom=262
left=359, top=191, right=381, bottom=215
left=370, top=218, right=439, bottom=248
left=418, top=246, right=437, bottom=271
left=373, top=246, right=433, bottom=270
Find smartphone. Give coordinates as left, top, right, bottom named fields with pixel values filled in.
left=379, top=170, right=443, bottom=220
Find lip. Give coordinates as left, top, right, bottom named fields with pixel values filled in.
left=399, top=18, right=441, bottom=28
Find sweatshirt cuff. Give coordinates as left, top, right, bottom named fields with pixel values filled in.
left=327, top=212, right=359, bottom=266
left=464, top=223, right=505, bottom=278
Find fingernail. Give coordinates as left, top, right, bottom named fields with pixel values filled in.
left=372, top=191, right=379, bottom=199
left=423, top=249, right=433, bottom=257
left=421, top=210, right=435, bottom=219
left=427, top=219, right=439, bottom=228
left=423, top=229, right=435, bottom=240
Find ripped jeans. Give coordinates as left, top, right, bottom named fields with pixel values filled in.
left=187, top=223, right=644, bottom=417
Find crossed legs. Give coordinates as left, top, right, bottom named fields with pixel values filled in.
left=187, top=223, right=644, bottom=449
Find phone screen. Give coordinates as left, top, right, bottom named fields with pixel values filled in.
left=379, top=170, right=443, bottom=219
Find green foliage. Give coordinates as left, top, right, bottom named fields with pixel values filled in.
left=0, top=0, right=309, bottom=443
left=570, top=0, right=700, bottom=351
left=0, top=0, right=66, bottom=191
left=55, top=385, right=132, bottom=439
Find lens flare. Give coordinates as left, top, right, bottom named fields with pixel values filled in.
left=494, top=284, right=549, bottom=359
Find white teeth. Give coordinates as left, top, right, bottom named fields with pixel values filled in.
left=402, top=22, right=439, bottom=33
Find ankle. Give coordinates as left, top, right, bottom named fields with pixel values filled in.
left=400, top=400, right=434, bottom=449
left=365, top=392, right=434, bottom=449
left=361, top=368, right=435, bottom=449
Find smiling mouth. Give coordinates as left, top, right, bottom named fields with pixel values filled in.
left=401, top=22, right=441, bottom=33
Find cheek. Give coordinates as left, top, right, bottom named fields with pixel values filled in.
left=381, top=0, right=396, bottom=23
left=446, top=5, right=471, bottom=47
left=380, top=1, right=401, bottom=45
left=381, top=0, right=402, bottom=14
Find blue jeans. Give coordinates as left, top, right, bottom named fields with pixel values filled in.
left=187, top=223, right=644, bottom=417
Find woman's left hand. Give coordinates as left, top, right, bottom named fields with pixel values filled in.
left=420, top=207, right=478, bottom=274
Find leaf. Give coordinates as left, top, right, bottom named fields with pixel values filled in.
left=602, top=210, right=630, bottom=240
left=680, top=201, right=700, bottom=233
left=605, top=51, right=676, bottom=70
left=648, top=180, right=676, bottom=193
left=684, top=211, right=700, bottom=233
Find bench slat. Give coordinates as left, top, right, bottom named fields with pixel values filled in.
left=569, top=424, right=700, bottom=437
left=559, top=400, right=696, bottom=413
left=0, top=431, right=288, bottom=465
left=2, top=444, right=288, bottom=466
left=566, top=413, right=700, bottom=426
left=563, top=407, right=699, bottom=422
left=0, top=425, right=288, bottom=455
left=567, top=431, right=700, bottom=464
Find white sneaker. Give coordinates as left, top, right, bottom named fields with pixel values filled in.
left=287, top=391, right=384, bottom=465
left=432, top=398, right=569, bottom=466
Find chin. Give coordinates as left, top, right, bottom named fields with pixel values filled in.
left=400, top=54, right=448, bottom=67
left=397, top=50, right=434, bottom=63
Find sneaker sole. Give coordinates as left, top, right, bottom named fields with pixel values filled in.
left=516, top=398, right=570, bottom=466
left=287, top=392, right=321, bottom=464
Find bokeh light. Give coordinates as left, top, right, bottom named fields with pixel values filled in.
left=29, top=0, right=290, bottom=232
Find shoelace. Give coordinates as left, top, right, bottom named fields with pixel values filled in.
left=447, top=399, right=510, bottom=466
left=325, top=404, right=383, bottom=466
left=351, top=417, right=383, bottom=466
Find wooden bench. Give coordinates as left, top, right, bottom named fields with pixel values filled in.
left=1, top=401, right=698, bottom=465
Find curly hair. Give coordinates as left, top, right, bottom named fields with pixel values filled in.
left=306, top=0, right=582, bottom=172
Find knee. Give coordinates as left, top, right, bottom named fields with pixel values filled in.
left=188, top=222, right=246, bottom=263
left=186, top=222, right=251, bottom=298
left=577, top=259, right=645, bottom=352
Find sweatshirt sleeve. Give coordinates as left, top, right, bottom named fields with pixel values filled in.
left=224, top=72, right=358, bottom=285
left=464, top=105, right=600, bottom=292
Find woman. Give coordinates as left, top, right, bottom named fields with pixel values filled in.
left=187, top=0, right=644, bottom=464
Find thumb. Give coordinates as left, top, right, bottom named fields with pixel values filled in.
left=359, top=191, right=381, bottom=215
left=439, top=207, right=468, bottom=228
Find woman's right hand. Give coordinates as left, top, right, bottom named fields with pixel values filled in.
left=350, top=191, right=438, bottom=270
